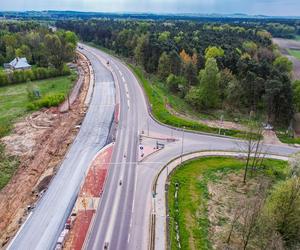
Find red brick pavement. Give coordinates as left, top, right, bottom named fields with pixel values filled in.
left=80, top=145, right=113, bottom=197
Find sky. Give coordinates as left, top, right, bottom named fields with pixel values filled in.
left=0, top=0, right=299, bottom=16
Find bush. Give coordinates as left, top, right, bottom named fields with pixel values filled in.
left=130, top=65, right=259, bottom=139
left=27, top=93, right=66, bottom=110
left=262, top=177, right=300, bottom=248
left=0, top=65, right=71, bottom=86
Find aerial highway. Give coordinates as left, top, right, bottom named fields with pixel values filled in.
left=79, top=44, right=300, bottom=250
left=7, top=42, right=300, bottom=250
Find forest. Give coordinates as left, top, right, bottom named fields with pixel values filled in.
left=57, top=19, right=298, bottom=126
left=0, top=21, right=78, bottom=85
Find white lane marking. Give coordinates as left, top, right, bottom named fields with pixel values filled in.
left=104, top=151, right=127, bottom=245
left=122, top=76, right=126, bottom=83
left=131, top=171, right=137, bottom=215
left=127, top=100, right=130, bottom=109
left=125, top=83, right=129, bottom=94
left=127, top=233, right=131, bottom=243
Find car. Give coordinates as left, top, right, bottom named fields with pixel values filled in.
left=104, top=242, right=109, bottom=249
left=263, top=123, right=274, bottom=130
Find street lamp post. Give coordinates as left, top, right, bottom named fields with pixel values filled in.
left=180, top=127, right=185, bottom=164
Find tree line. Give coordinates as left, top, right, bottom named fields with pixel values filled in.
left=0, top=21, right=78, bottom=85
left=57, top=19, right=296, bottom=126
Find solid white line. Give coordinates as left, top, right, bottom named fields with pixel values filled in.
left=132, top=170, right=137, bottom=213
left=7, top=212, right=33, bottom=250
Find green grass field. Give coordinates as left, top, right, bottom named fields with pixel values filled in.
left=276, top=132, right=300, bottom=144
left=288, top=49, right=300, bottom=60
left=167, top=157, right=288, bottom=250
left=294, top=35, right=300, bottom=41
left=0, top=75, right=75, bottom=138
left=0, top=74, right=75, bottom=190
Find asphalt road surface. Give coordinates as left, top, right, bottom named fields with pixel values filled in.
left=80, top=45, right=300, bottom=250
left=8, top=42, right=300, bottom=250
left=7, top=48, right=116, bottom=250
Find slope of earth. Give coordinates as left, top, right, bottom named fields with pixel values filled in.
left=0, top=52, right=91, bottom=247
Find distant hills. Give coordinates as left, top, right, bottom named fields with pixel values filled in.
left=0, top=10, right=299, bottom=21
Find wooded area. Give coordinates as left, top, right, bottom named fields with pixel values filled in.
left=57, top=19, right=298, bottom=126
left=0, top=21, right=78, bottom=85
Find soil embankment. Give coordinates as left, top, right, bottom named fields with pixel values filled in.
left=0, top=52, right=91, bottom=248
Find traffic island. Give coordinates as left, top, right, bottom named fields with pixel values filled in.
left=60, top=144, right=114, bottom=250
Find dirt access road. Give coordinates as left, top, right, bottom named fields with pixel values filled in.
left=273, top=38, right=300, bottom=80
left=0, top=52, right=91, bottom=248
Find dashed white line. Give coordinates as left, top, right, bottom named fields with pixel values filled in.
left=127, top=233, right=131, bottom=243
left=125, top=83, right=129, bottom=94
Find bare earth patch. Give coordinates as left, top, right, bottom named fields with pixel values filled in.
left=167, top=103, right=282, bottom=145
left=0, top=52, right=91, bottom=248
left=207, top=171, right=270, bottom=250
left=166, top=103, right=247, bottom=131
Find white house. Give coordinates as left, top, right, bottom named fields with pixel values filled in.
left=4, top=57, right=31, bottom=71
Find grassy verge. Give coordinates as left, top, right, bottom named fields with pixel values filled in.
left=86, top=42, right=258, bottom=139
left=294, top=35, right=300, bottom=41
left=276, top=132, right=300, bottom=144
left=167, top=157, right=288, bottom=250
left=0, top=73, right=76, bottom=190
left=288, top=49, right=300, bottom=60
left=0, top=74, right=76, bottom=138
left=130, top=66, right=257, bottom=139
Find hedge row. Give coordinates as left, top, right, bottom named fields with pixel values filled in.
left=0, top=65, right=70, bottom=86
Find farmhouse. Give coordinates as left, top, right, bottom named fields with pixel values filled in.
left=3, top=57, right=31, bottom=71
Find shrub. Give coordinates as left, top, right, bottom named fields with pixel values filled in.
left=0, top=65, right=71, bottom=86
left=27, top=93, right=66, bottom=110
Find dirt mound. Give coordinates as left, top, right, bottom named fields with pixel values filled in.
left=1, top=110, right=58, bottom=157
left=0, top=52, right=91, bottom=248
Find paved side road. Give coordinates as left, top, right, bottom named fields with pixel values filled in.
left=80, top=44, right=300, bottom=250
left=7, top=49, right=116, bottom=250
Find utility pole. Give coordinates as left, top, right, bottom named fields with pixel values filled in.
left=219, top=114, right=224, bottom=135
left=67, top=94, right=71, bottom=111
left=180, top=127, right=185, bottom=164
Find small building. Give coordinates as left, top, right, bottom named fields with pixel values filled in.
left=3, top=57, right=31, bottom=71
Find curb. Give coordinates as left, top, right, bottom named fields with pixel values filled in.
left=149, top=151, right=289, bottom=250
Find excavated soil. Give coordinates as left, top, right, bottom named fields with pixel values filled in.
left=0, top=52, right=91, bottom=248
